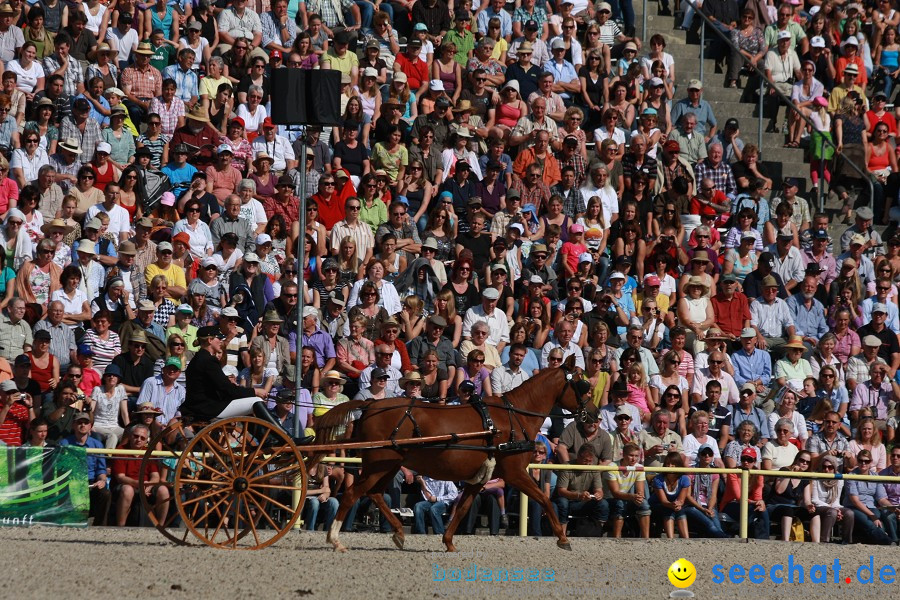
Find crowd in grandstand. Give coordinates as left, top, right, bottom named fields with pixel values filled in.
left=0, top=0, right=896, bottom=544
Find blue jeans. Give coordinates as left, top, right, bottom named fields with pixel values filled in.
left=304, top=496, right=339, bottom=531
left=684, top=506, right=729, bottom=537
left=554, top=496, right=609, bottom=524
left=724, top=501, right=770, bottom=539
left=610, top=497, right=651, bottom=520
left=849, top=508, right=892, bottom=545
left=882, top=508, right=899, bottom=543
left=414, top=500, right=448, bottom=534
left=609, top=0, right=634, bottom=31
left=526, top=496, right=559, bottom=536
left=355, top=0, right=375, bottom=31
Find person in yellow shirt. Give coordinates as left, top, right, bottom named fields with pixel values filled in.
left=144, top=241, right=187, bottom=300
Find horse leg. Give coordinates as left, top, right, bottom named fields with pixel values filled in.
left=360, top=467, right=407, bottom=549
left=504, top=468, right=571, bottom=550
left=327, top=466, right=396, bottom=553
left=441, top=484, right=482, bottom=553
left=369, top=491, right=407, bottom=549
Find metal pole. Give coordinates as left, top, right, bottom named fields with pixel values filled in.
left=642, top=0, right=647, bottom=42
left=699, top=20, right=705, bottom=83
left=739, top=469, right=749, bottom=539
left=291, top=130, right=308, bottom=531
left=293, top=132, right=308, bottom=439
left=758, top=78, right=764, bottom=150
left=519, top=484, right=528, bottom=537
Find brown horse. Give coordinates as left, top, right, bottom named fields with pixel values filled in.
left=311, top=355, right=595, bottom=553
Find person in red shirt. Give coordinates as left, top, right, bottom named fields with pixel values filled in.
left=0, top=379, right=32, bottom=445
left=710, top=274, right=751, bottom=339
left=309, top=174, right=345, bottom=233
left=112, top=423, right=168, bottom=526
left=261, top=174, right=303, bottom=242
left=393, top=40, right=429, bottom=96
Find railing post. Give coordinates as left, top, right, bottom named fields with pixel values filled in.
left=699, top=20, right=705, bottom=83
left=519, top=474, right=529, bottom=537
left=758, top=78, right=764, bottom=150
left=642, top=0, right=647, bottom=42
left=739, top=469, right=750, bottom=539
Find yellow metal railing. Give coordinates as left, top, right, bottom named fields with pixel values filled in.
left=83, top=449, right=900, bottom=539
left=518, top=464, right=900, bottom=540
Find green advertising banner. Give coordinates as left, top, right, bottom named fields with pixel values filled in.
left=0, top=446, right=89, bottom=526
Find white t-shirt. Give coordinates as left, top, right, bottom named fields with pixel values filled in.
left=85, top=203, right=131, bottom=238
left=658, top=273, right=677, bottom=299
left=6, top=59, right=44, bottom=93
left=239, top=198, right=267, bottom=226
left=112, top=27, right=140, bottom=65
left=179, top=36, right=210, bottom=70
left=417, top=40, right=434, bottom=63
left=10, top=147, right=49, bottom=182
left=236, top=103, right=268, bottom=133
left=682, top=433, right=722, bottom=463
left=50, top=287, right=88, bottom=328
left=640, top=52, right=675, bottom=78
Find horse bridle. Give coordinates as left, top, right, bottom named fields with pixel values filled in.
left=558, top=364, right=596, bottom=424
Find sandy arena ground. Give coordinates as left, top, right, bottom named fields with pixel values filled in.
left=2, top=527, right=899, bottom=599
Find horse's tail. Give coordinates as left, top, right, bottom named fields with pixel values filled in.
left=306, top=401, right=366, bottom=469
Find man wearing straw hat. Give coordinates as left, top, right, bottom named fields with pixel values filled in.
left=170, top=104, right=220, bottom=169
left=120, top=41, right=161, bottom=126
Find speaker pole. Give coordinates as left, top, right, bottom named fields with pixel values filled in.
left=293, top=130, right=308, bottom=440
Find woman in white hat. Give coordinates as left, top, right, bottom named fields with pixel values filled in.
left=676, top=276, right=714, bottom=353
left=312, top=370, right=350, bottom=417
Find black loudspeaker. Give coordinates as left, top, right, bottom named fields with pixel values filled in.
left=270, top=69, right=342, bottom=126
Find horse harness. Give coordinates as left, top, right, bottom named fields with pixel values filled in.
left=385, top=367, right=593, bottom=455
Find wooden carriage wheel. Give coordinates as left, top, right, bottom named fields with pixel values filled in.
left=138, top=421, right=199, bottom=546
left=173, top=417, right=308, bottom=550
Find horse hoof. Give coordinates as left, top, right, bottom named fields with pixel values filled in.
left=333, top=543, right=348, bottom=553
left=444, top=543, right=457, bottom=553
left=557, top=541, right=573, bottom=551
left=392, top=532, right=405, bottom=550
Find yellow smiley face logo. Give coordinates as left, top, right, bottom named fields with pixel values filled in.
left=668, top=559, right=696, bottom=588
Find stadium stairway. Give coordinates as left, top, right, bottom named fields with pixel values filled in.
left=643, top=8, right=813, bottom=194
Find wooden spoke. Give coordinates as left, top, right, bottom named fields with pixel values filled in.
left=245, top=492, right=281, bottom=531
left=249, top=463, right=304, bottom=484
left=247, top=487, right=295, bottom=514
left=174, top=417, right=307, bottom=550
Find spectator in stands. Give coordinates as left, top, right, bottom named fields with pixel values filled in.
left=605, top=442, right=651, bottom=538
left=806, top=410, right=853, bottom=471
left=844, top=449, right=893, bottom=545
left=412, top=475, right=457, bottom=534
left=721, top=446, right=768, bottom=538
left=670, top=79, right=716, bottom=141
left=0, top=297, right=32, bottom=361
left=111, top=423, right=169, bottom=526
left=59, top=411, right=110, bottom=524
left=555, top=444, right=609, bottom=535
left=640, top=409, right=683, bottom=468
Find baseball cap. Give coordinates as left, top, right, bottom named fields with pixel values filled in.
left=857, top=206, right=874, bottom=220
left=810, top=35, right=826, bottom=48
left=76, top=343, right=94, bottom=356
left=740, top=327, right=756, bottom=338
left=873, top=302, right=889, bottom=314
left=741, top=447, right=758, bottom=460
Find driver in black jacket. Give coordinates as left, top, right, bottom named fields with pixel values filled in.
left=181, top=326, right=312, bottom=445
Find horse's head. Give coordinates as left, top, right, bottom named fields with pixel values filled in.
left=556, top=355, right=599, bottom=424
